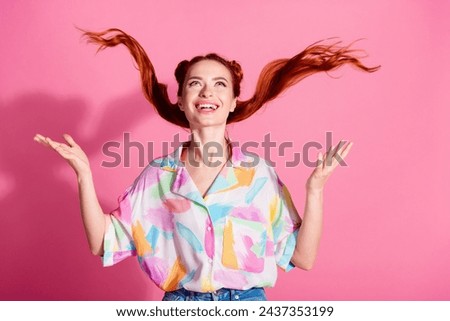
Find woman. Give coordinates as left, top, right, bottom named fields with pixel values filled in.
left=34, top=29, right=378, bottom=301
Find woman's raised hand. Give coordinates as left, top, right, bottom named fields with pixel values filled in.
left=34, top=133, right=91, bottom=176
left=306, top=140, right=353, bottom=191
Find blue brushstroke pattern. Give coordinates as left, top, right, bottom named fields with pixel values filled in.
left=146, top=225, right=160, bottom=251
left=208, top=204, right=233, bottom=223
left=161, top=230, right=173, bottom=240
left=176, top=222, right=203, bottom=252
left=245, top=177, right=267, bottom=204
left=208, top=175, right=228, bottom=193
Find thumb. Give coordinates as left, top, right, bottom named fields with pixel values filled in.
left=63, top=133, right=78, bottom=147
left=317, top=151, right=324, bottom=166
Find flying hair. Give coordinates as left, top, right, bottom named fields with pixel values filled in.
left=79, top=27, right=380, bottom=128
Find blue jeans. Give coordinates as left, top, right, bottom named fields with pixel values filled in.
left=162, top=287, right=267, bottom=301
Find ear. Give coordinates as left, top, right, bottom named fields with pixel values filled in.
left=230, top=97, right=237, bottom=112
left=177, top=97, right=184, bottom=111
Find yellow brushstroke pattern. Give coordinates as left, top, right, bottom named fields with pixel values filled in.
left=268, top=195, right=279, bottom=240
left=283, top=185, right=297, bottom=214
left=201, top=276, right=214, bottom=293
left=161, top=166, right=176, bottom=172
left=163, top=257, right=187, bottom=291
left=132, top=221, right=152, bottom=256
left=220, top=167, right=255, bottom=193
left=269, top=194, right=279, bottom=224
left=222, top=219, right=238, bottom=269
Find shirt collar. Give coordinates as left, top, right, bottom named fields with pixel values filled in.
left=162, top=140, right=248, bottom=170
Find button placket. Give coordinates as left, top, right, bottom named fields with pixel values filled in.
left=204, top=207, right=216, bottom=291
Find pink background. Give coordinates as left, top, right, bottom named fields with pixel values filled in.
left=1, top=1, right=449, bottom=300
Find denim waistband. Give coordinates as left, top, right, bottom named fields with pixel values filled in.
left=162, top=287, right=267, bottom=301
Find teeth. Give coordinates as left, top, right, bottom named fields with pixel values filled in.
left=197, top=103, right=218, bottom=110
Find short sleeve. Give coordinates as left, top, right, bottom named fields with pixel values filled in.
left=102, top=186, right=137, bottom=267
left=271, top=174, right=302, bottom=272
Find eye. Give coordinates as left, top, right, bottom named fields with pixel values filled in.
left=188, top=80, right=200, bottom=87
left=216, top=81, right=227, bottom=87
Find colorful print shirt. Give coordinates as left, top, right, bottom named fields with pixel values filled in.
left=102, top=142, right=302, bottom=292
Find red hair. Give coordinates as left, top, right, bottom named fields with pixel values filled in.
left=80, top=28, right=380, bottom=128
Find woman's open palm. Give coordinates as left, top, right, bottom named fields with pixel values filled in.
left=306, top=140, right=353, bottom=191
left=34, top=133, right=91, bottom=176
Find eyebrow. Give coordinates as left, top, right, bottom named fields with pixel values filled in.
left=187, top=76, right=229, bottom=83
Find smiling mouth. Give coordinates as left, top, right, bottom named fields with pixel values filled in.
left=195, top=103, right=219, bottom=110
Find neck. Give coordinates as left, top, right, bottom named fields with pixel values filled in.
left=185, top=127, right=229, bottom=167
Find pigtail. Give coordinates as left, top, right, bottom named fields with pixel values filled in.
left=79, top=27, right=190, bottom=128
left=228, top=39, right=380, bottom=123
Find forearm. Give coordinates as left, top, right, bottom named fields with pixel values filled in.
left=77, top=171, right=109, bottom=256
left=292, top=188, right=324, bottom=270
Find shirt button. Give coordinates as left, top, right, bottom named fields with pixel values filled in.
left=234, top=295, right=240, bottom=300
left=207, top=226, right=212, bottom=231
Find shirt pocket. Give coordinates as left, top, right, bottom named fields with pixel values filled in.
left=222, top=216, right=267, bottom=273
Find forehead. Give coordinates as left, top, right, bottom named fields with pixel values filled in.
left=187, top=60, right=232, bottom=79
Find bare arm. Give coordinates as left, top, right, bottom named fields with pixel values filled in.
left=77, top=171, right=111, bottom=256
left=291, top=140, right=353, bottom=270
left=291, top=188, right=323, bottom=270
left=34, top=133, right=110, bottom=256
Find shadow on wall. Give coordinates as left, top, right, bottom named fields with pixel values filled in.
left=0, top=91, right=164, bottom=300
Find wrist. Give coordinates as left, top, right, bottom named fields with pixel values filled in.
left=77, top=170, right=93, bottom=183
left=306, top=185, right=324, bottom=194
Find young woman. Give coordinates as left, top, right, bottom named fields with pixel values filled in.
left=34, top=28, right=379, bottom=301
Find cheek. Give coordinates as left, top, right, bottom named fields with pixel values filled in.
left=183, top=88, right=199, bottom=102
left=221, top=92, right=235, bottom=104
left=179, top=92, right=191, bottom=105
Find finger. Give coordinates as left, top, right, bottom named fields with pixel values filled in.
left=320, top=150, right=329, bottom=169
left=34, top=134, right=55, bottom=149
left=325, top=143, right=337, bottom=167
left=63, top=134, right=78, bottom=148
left=326, top=140, right=346, bottom=166
left=317, top=151, right=324, bottom=167
left=330, top=141, right=353, bottom=168
left=34, top=133, right=45, bottom=141
left=46, top=137, right=63, bottom=150
left=34, top=134, right=49, bottom=144
left=34, top=134, right=47, bottom=145
left=339, top=141, right=353, bottom=160
left=332, top=140, right=346, bottom=156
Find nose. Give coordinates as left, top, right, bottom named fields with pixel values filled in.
left=199, top=85, right=213, bottom=97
